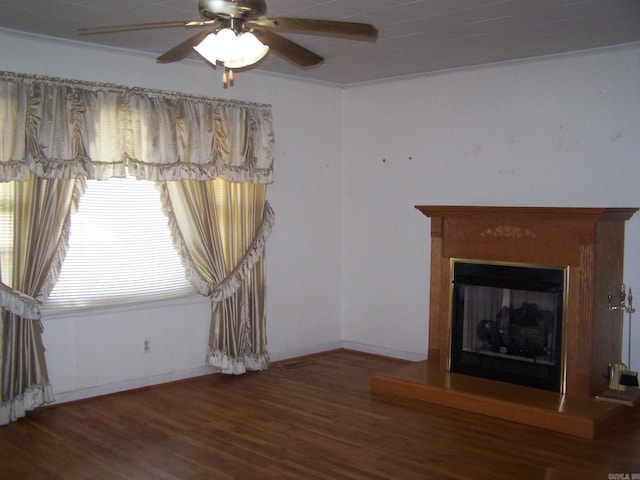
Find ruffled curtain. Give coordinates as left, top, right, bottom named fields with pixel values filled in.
left=0, top=71, right=274, bottom=182
left=160, top=179, right=273, bottom=374
left=0, top=71, right=275, bottom=424
left=0, top=174, right=82, bottom=424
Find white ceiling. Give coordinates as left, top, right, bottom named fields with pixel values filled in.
left=1, top=0, right=640, bottom=85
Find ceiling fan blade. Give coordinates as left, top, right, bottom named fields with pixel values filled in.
left=78, top=20, right=215, bottom=36
left=156, top=30, right=215, bottom=64
left=254, top=30, right=323, bottom=67
left=248, top=17, right=378, bottom=42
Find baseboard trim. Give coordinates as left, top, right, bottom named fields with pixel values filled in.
left=51, top=365, right=216, bottom=405
left=50, top=341, right=426, bottom=405
left=270, top=341, right=426, bottom=363
left=339, top=341, right=427, bottom=362
left=269, top=342, right=344, bottom=363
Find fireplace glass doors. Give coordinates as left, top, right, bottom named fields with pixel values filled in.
left=450, top=260, right=567, bottom=392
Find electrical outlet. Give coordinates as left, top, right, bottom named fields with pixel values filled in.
left=143, top=338, right=150, bottom=353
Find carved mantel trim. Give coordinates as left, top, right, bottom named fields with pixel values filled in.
left=480, top=225, right=537, bottom=239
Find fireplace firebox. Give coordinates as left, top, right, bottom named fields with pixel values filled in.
left=450, top=260, right=567, bottom=392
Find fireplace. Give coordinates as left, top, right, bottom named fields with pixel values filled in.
left=415, top=206, right=637, bottom=397
left=450, top=260, right=567, bottom=392
left=371, top=206, right=639, bottom=437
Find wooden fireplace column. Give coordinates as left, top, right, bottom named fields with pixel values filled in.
left=416, top=206, right=637, bottom=398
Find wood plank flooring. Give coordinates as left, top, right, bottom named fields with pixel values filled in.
left=1, top=349, right=640, bottom=479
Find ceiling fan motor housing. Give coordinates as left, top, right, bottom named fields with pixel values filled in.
left=199, top=0, right=267, bottom=19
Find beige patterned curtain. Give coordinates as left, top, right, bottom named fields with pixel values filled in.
left=0, top=174, right=82, bottom=424
left=0, top=71, right=275, bottom=424
left=0, top=72, right=274, bottom=182
left=160, top=179, right=273, bottom=374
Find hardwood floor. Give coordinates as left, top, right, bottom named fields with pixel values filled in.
left=1, top=349, right=639, bottom=479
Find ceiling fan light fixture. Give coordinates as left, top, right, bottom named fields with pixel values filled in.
left=214, top=28, right=238, bottom=62
left=193, top=32, right=220, bottom=65
left=193, top=28, right=268, bottom=69
left=193, top=28, right=237, bottom=64
left=224, top=32, right=269, bottom=69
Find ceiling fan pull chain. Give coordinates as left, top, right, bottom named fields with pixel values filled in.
left=222, top=68, right=234, bottom=88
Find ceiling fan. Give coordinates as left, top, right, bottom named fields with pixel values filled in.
left=78, top=0, right=378, bottom=84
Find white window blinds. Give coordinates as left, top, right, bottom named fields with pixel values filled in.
left=0, top=182, right=13, bottom=285
left=46, top=173, right=195, bottom=308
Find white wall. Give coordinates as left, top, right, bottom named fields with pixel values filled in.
left=0, top=29, right=345, bottom=402
left=2, top=29, right=640, bottom=403
left=342, top=44, right=640, bottom=372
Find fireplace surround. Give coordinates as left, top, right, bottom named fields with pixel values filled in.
left=371, top=206, right=640, bottom=437
left=417, top=206, right=637, bottom=397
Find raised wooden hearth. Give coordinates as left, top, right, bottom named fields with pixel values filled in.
left=371, top=361, right=640, bottom=439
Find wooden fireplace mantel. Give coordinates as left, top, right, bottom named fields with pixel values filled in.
left=416, top=206, right=638, bottom=398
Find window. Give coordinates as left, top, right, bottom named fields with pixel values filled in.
left=45, top=173, right=195, bottom=308
left=0, top=182, right=14, bottom=286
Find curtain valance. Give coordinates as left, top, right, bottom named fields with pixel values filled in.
left=0, top=71, right=274, bottom=183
